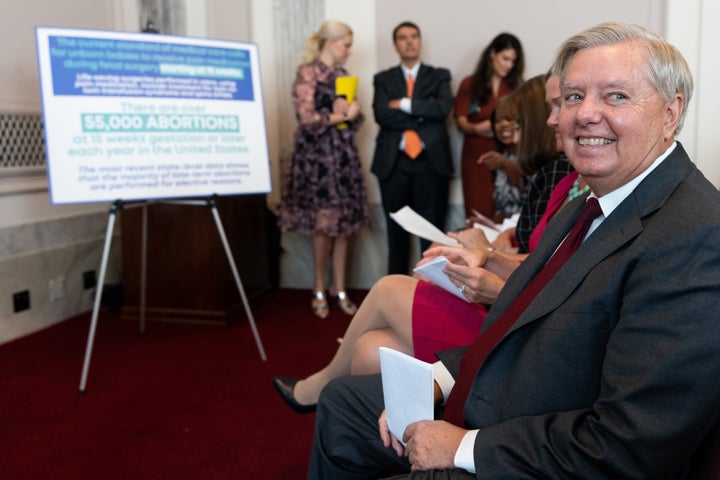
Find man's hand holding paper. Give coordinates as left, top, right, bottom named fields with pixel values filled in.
left=379, top=348, right=434, bottom=444
left=378, top=347, right=467, bottom=471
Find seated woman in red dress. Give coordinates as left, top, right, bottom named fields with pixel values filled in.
left=271, top=74, right=580, bottom=414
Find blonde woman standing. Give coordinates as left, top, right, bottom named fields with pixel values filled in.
left=278, top=20, right=369, bottom=318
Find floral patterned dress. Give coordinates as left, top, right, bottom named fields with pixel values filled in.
left=278, top=60, right=369, bottom=237
left=492, top=152, right=530, bottom=220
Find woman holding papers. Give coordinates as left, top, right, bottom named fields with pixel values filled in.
left=278, top=20, right=369, bottom=319
left=272, top=72, right=577, bottom=414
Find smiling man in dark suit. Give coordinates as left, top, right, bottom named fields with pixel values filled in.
left=372, top=21, right=454, bottom=275
left=308, top=22, right=720, bottom=479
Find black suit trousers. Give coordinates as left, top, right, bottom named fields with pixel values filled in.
left=379, top=150, right=449, bottom=275
left=307, top=375, right=408, bottom=479
left=307, top=375, right=475, bottom=479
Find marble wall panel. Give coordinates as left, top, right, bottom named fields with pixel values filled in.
left=0, top=212, right=122, bottom=344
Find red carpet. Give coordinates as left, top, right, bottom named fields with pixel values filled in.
left=0, top=288, right=361, bottom=479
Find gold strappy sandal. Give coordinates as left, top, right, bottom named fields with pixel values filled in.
left=311, top=290, right=329, bottom=319
left=335, top=291, right=357, bottom=316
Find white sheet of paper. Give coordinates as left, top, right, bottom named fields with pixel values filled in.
left=475, top=224, right=502, bottom=243
left=379, top=347, right=435, bottom=444
left=390, top=206, right=460, bottom=247
left=472, top=212, right=520, bottom=243
left=470, top=208, right=500, bottom=231
left=413, top=256, right=470, bottom=302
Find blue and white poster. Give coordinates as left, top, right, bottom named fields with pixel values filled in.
left=35, top=27, right=271, bottom=204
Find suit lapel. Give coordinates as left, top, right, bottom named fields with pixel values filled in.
left=414, top=64, right=429, bottom=96
left=513, top=197, right=643, bottom=331
left=489, top=143, right=694, bottom=336
left=483, top=197, right=585, bottom=332
left=391, top=66, right=406, bottom=96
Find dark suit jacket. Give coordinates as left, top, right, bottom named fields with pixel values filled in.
left=437, top=143, right=720, bottom=479
left=371, top=64, right=453, bottom=181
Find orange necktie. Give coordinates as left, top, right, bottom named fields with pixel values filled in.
left=404, top=74, right=422, bottom=159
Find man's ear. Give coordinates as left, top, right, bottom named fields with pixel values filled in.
left=664, top=94, right=683, bottom=140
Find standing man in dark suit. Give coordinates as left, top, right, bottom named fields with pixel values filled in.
left=372, top=21, right=454, bottom=275
left=307, top=22, right=720, bottom=479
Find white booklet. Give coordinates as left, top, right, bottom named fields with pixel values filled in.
left=379, top=347, right=435, bottom=444
left=390, top=206, right=460, bottom=247
left=413, top=255, right=470, bottom=302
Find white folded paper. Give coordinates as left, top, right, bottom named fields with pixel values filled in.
left=471, top=212, right=520, bottom=243
left=412, top=255, right=469, bottom=302
left=379, top=347, right=434, bottom=444
left=390, top=206, right=460, bottom=247
left=390, top=205, right=518, bottom=246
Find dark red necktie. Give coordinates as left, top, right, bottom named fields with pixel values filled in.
left=443, top=198, right=602, bottom=426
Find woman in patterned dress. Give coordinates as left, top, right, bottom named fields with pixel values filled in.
left=278, top=20, right=369, bottom=318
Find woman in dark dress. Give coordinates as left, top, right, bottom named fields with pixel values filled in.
left=278, top=20, right=369, bottom=318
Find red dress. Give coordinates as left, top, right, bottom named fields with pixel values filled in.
left=411, top=171, right=578, bottom=362
left=454, top=76, right=514, bottom=219
left=411, top=280, right=488, bottom=363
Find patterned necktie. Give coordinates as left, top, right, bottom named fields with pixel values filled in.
left=403, top=74, right=422, bottom=159
left=443, top=198, right=603, bottom=426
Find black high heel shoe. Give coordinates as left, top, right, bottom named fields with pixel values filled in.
left=271, top=376, right=316, bottom=414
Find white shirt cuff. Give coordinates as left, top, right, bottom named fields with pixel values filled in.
left=433, top=361, right=455, bottom=403
left=399, top=97, right=412, bottom=113
left=454, top=429, right=478, bottom=473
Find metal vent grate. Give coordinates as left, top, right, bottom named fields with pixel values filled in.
left=0, top=113, right=46, bottom=168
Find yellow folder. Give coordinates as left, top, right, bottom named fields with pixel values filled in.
left=335, top=76, right=358, bottom=129
left=335, top=76, right=358, bottom=102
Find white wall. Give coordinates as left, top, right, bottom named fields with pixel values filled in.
left=0, top=0, right=129, bottom=343
left=665, top=0, right=720, bottom=185
left=249, top=1, right=281, bottom=208
left=695, top=1, right=720, bottom=185
left=0, top=0, right=124, bottom=228
left=325, top=1, right=379, bottom=204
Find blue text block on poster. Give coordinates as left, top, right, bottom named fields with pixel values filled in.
left=48, top=36, right=254, bottom=101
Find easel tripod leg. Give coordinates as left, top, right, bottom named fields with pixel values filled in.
left=209, top=203, right=267, bottom=361
left=79, top=201, right=120, bottom=393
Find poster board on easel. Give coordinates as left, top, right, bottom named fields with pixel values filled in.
left=35, top=26, right=271, bottom=204
left=35, top=27, right=271, bottom=391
